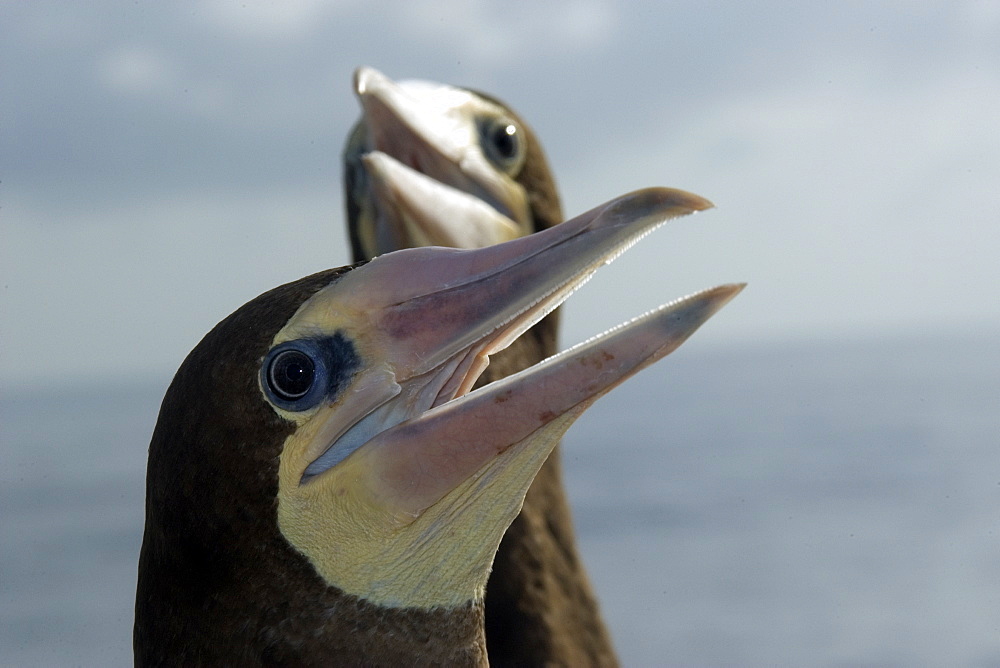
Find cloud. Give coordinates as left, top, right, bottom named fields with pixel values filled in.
left=957, top=0, right=1000, bottom=32
left=4, top=1, right=999, bottom=387
left=94, top=44, right=260, bottom=124
left=1, top=186, right=346, bottom=387
left=556, top=46, right=1000, bottom=346
left=393, top=0, right=618, bottom=64
left=200, top=0, right=360, bottom=39
left=98, top=46, right=179, bottom=96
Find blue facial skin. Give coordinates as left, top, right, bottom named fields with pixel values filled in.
left=261, top=333, right=361, bottom=413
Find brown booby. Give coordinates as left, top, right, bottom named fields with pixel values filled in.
left=343, top=67, right=560, bottom=258
left=342, top=67, right=617, bottom=665
left=134, top=188, right=743, bottom=665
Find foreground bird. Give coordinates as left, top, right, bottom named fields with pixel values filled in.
left=343, top=67, right=615, bottom=665
left=134, top=187, right=742, bottom=665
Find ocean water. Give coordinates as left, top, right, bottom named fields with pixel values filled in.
left=2, top=333, right=998, bottom=666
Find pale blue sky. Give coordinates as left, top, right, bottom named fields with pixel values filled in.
left=3, top=1, right=999, bottom=387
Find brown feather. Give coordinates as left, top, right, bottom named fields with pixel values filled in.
left=135, top=267, right=488, bottom=666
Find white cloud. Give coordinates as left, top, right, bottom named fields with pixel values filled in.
left=7, top=1, right=1000, bottom=387
left=558, top=55, right=1000, bottom=346
left=957, top=0, right=1000, bottom=32
left=394, top=0, right=618, bottom=64
left=97, top=46, right=179, bottom=96
left=1, top=187, right=346, bottom=387
left=200, top=0, right=358, bottom=39
left=96, top=45, right=246, bottom=122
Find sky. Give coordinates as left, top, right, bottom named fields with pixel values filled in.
left=3, top=1, right=999, bottom=387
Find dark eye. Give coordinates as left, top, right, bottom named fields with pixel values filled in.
left=479, top=117, right=525, bottom=174
left=261, top=334, right=360, bottom=412
left=262, top=341, right=326, bottom=411
left=267, top=349, right=315, bottom=401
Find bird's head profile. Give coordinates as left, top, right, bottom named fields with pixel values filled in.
left=135, top=187, right=743, bottom=664
left=343, top=66, right=561, bottom=261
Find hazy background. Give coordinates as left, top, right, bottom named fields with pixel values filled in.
left=4, top=1, right=999, bottom=386
left=3, top=2, right=999, bottom=666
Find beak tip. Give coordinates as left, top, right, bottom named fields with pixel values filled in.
left=709, top=282, right=747, bottom=306
left=601, top=187, right=716, bottom=233
left=729, top=281, right=748, bottom=295
left=353, top=65, right=384, bottom=96
left=650, top=187, right=715, bottom=214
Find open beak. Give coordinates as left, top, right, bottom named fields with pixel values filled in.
left=359, top=281, right=742, bottom=515
left=279, top=187, right=740, bottom=506
left=361, top=150, right=520, bottom=249
left=349, top=66, right=530, bottom=252
left=275, top=186, right=743, bottom=606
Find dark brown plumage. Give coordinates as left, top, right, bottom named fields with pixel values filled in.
left=134, top=267, right=490, bottom=666
left=344, top=70, right=617, bottom=666
left=133, top=184, right=738, bottom=665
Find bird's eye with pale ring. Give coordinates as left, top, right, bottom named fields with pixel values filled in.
left=479, top=117, right=525, bottom=175
left=261, top=334, right=361, bottom=413
left=268, top=349, right=315, bottom=401
left=262, top=341, right=327, bottom=411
